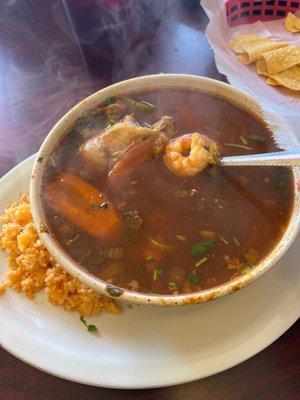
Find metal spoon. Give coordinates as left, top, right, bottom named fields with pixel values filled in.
left=219, top=150, right=300, bottom=167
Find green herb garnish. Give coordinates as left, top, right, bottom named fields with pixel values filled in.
left=195, top=256, right=208, bottom=267
left=153, top=268, right=164, bottom=281
left=249, top=134, right=266, bottom=143
left=39, top=223, right=49, bottom=233
left=187, top=271, right=200, bottom=285
left=101, top=96, right=116, bottom=107
left=190, top=239, right=215, bottom=257
left=91, top=202, right=109, bottom=211
left=80, top=316, right=98, bottom=333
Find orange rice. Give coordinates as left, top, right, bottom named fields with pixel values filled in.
left=0, top=194, right=120, bottom=316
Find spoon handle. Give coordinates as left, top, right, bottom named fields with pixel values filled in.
left=219, top=150, right=300, bottom=167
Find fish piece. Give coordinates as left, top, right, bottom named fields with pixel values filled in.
left=79, top=115, right=174, bottom=173
left=153, top=116, right=174, bottom=137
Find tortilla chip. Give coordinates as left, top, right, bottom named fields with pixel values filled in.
left=256, top=59, right=268, bottom=76
left=229, top=34, right=266, bottom=53
left=229, top=33, right=300, bottom=92
left=258, top=46, right=300, bottom=75
left=270, top=65, right=300, bottom=91
left=295, top=17, right=300, bottom=30
left=236, top=54, right=250, bottom=65
left=266, top=78, right=280, bottom=86
left=240, top=41, right=288, bottom=65
left=285, top=12, right=300, bottom=34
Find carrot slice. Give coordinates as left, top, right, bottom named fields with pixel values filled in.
left=44, top=173, right=123, bottom=241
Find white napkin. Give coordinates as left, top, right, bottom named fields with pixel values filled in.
left=201, top=0, right=300, bottom=148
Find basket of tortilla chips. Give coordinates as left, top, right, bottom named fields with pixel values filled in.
left=229, top=33, right=300, bottom=91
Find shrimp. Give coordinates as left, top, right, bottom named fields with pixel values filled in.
left=164, top=133, right=219, bottom=176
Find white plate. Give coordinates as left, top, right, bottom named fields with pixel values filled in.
left=0, top=155, right=299, bottom=389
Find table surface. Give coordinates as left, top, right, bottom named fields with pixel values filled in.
left=0, top=1, right=299, bottom=399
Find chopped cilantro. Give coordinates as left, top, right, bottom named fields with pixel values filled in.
left=101, top=96, right=116, bottom=106
left=87, top=325, right=98, bottom=333
left=80, top=316, right=98, bottom=333
left=187, top=271, right=200, bottom=285
left=191, top=239, right=215, bottom=257
left=39, top=223, right=49, bottom=233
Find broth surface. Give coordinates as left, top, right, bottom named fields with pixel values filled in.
left=42, top=89, right=294, bottom=295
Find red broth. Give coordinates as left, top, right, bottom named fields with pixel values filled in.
left=42, top=89, right=294, bottom=295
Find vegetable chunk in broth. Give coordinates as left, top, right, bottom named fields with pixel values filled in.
left=42, top=89, right=294, bottom=295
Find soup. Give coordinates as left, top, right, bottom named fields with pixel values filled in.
left=41, top=89, right=294, bottom=295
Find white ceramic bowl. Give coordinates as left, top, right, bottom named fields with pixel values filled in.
left=30, top=74, right=300, bottom=306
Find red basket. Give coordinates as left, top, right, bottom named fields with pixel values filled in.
left=226, top=0, right=300, bottom=26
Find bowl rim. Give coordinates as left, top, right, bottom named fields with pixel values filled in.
left=30, top=74, right=300, bottom=306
